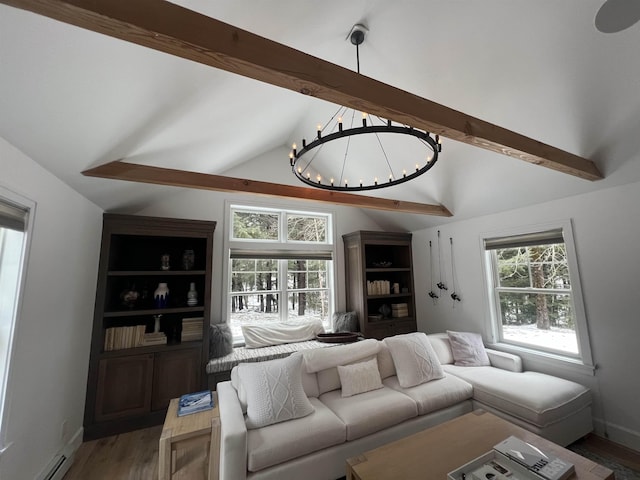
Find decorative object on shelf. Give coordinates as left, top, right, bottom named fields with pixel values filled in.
left=288, top=24, right=441, bottom=192
left=160, top=253, right=170, bottom=271
left=120, top=284, right=139, bottom=308
left=154, top=282, right=169, bottom=308
left=372, top=261, right=393, bottom=268
left=449, top=237, right=462, bottom=303
left=436, top=230, right=448, bottom=291
left=187, top=282, right=198, bottom=307
left=392, top=282, right=400, bottom=294
left=182, top=249, right=195, bottom=270
left=379, top=304, right=392, bottom=319
left=153, top=314, right=163, bottom=333
left=428, top=240, right=439, bottom=300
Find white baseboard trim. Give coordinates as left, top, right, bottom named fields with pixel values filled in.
left=35, top=426, right=83, bottom=480
left=593, top=416, right=640, bottom=452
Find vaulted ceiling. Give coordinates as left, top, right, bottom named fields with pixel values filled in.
left=2, top=0, right=640, bottom=230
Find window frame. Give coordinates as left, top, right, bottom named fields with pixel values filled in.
left=0, top=187, right=35, bottom=453
left=224, top=202, right=336, bottom=344
left=481, top=220, right=594, bottom=369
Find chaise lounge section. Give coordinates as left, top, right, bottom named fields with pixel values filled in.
left=217, top=331, right=592, bottom=480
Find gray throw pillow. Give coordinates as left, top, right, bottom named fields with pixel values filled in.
left=209, top=323, right=234, bottom=358
left=332, top=311, right=358, bottom=332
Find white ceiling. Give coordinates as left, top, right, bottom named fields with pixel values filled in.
left=1, top=0, right=640, bottom=230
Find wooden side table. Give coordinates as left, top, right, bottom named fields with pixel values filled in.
left=159, top=392, right=220, bottom=480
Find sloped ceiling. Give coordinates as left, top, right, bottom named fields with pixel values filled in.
left=1, top=0, right=640, bottom=230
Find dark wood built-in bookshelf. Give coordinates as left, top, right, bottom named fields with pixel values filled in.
left=343, top=231, right=417, bottom=339
left=84, top=214, right=215, bottom=440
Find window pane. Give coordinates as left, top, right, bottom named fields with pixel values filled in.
left=287, top=260, right=329, bottom=289
left=287, top=291, right=329, bottom=323
left=498, top=291, right=578, bottom=354
left=232, top=211, right=279, bottom=240
left=231, top=259, right=278, bottom=292
left=287, top=215, right=327, bottom=242
left=497, top=244, right=570, bottom=290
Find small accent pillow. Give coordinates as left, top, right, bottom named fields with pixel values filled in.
left=384, top=332, right=444, bottom=388
left=209, top=323, right=234, bottom=358
left=447, top=330, right=491, bottom=366
left=332, top=311, right=358, bottom=332
left=337, top=358, right=383, bottom=397
left=236, top=354, right=314, bottom=429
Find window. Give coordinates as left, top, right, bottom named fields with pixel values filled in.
left=227, top=205, right=334, bottom=342
left=483, top=222, right=592, bottom=364
left=0, top=192, right=32, bottom=445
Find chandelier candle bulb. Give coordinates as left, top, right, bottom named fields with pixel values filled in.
left=317, top=124, right=322, bottom=138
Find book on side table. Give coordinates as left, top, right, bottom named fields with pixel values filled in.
left=177, top=390, right=214, bottom=417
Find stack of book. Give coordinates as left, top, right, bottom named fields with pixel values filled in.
left=391, top=303, right=409, bottom=318
left=367, top=280, right=391, bottom=295
left=104, top=325, right=146, bottom=351
left=141, top=331, right=167, bottom=346
left=182, top=317, right=203, bottom=342
left=177, top=390, right=214, bottom=416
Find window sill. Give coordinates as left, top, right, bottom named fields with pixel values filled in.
left=486, top=342, right=596, bottom=376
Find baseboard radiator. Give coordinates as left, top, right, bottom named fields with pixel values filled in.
left=38, top=454, right=71, bottom=480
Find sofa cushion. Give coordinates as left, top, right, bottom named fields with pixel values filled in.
left=444, top=365, right=591, bottom=427
left=246, top=397, right=346, bottom=472
left=384, top=333, right=444, bottom=388
left=338, top=358, right=384, bottom=397
left=302, top=339, right=380, bottom=395
left=377, top=341, right=397, bottom=379
left=320, top=386, right=417, bottom=441
left=237, top=354, right=314, bottom=429
left=447, top=330, right=490, bottom=366
left=383, top=373, right=473, bottom=415
left=427, top=333, right=455, bottom=364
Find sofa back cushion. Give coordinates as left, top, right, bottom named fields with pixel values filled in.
left=377, top=342, right=397, bottom=379
left=385, top=332, right=445, bottom=388
left=302, top=339, right=380, bottom=395
left=426, top=333, right=455, bottom=364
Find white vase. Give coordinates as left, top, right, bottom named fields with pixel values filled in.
left=187, top=282, right=198, bottom=307
left=154, top=282, right=169, bottom=308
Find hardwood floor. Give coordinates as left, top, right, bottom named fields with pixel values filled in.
left=63, top=426, right=640, bottom=480
left=63, top=425, right=209, bottom=480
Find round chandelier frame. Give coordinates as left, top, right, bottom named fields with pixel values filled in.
left=288, top=24, right=442, bottom=192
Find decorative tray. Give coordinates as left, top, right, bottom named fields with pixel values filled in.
left=316, top=332, right=360, bottom=343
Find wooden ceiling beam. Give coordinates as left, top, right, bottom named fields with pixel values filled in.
left=82, top=161, right=453, bottom=217
left=3, top=0, right=603, bottom=181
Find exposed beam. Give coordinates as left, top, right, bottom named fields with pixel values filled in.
left=3, top=0, right=603, bottom=181
left=82, top=161, right=453, bottom=217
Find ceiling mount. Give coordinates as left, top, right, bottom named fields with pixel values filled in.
left=349, top=23, right=368, bottom=46
left=595, top=0, right=640, bottom=33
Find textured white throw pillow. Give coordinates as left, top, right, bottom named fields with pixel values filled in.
left=447, top=330, right=491, bottom=366
left=385, top=333, right=444, bottom=388
left=237, top=354, right=314, bottom=429
left=337, top=358, right=384, bottom=397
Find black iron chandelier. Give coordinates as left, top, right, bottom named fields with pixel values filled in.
left=289, top=24, right=442, bottom=192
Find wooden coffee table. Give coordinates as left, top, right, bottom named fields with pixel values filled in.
left=346, top=410, right=613, bottom=480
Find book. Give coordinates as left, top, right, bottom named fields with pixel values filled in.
left=177, top=390, right=214, bottom=416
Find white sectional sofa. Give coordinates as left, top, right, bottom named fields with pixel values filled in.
left=217, top=332, right=593, bottom=480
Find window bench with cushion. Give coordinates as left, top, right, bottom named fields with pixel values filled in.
left=217, top=331, right=593, bottom=480
left=207, top=340, right=335, bottom=390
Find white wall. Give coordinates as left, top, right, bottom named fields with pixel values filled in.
left=412, top=180, right=640, bottom=451
left=0, top=138, right=102, bottom=480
